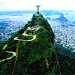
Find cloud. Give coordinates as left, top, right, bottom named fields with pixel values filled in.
left=0, top=0, right=75, bottom=11
left=0, top=0, right=36, bottom=11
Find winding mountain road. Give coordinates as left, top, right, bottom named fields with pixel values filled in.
left=0, top=44, right=16, bottom=63
left=0, top=51, right=16, bottom=63
left=0, top=32, right=36, bottom=63
left=14, top=32, right=36, bottom=41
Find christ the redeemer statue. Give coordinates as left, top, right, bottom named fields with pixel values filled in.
left=36, top=5, right=40, bottom=14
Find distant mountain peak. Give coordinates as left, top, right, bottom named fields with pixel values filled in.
left=54, top=13, right=68, bottom=22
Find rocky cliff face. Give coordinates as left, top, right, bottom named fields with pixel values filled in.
left=0, top=13, right=60, bottom=75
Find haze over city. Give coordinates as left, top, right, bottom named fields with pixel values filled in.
left=0, top=0, right=75, bottom=11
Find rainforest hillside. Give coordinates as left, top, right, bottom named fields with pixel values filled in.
left=0, top=13, right=59, bottom=75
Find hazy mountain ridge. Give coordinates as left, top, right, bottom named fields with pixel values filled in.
left=53, top=13, right=68, bottom=22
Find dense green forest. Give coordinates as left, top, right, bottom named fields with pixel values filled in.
left=0, top=13, right=59, bottom=75
left=56, top=44, right=75, bottom=75
left=0, top=12, right=75, bottom=75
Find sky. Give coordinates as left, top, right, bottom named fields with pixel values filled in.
left=0, top=0, right=75, bottom=11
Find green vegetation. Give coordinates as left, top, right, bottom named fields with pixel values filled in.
left=0, top=51, right=8, bottom=60
left=0, top=57, right=15, bottom=75
left=18, top=35, right=33, bottom=40
left=0, top=13, right=58, bottom=75
left=56, top=44, right=75, bottom=75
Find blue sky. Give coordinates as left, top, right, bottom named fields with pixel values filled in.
left=0, top=0, right=75, bottom=11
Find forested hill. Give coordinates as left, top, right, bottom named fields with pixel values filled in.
left=0, top=13, right=60, bottom=75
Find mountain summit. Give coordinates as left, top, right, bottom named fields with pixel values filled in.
left=0, top=13, right=60, bottom=75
